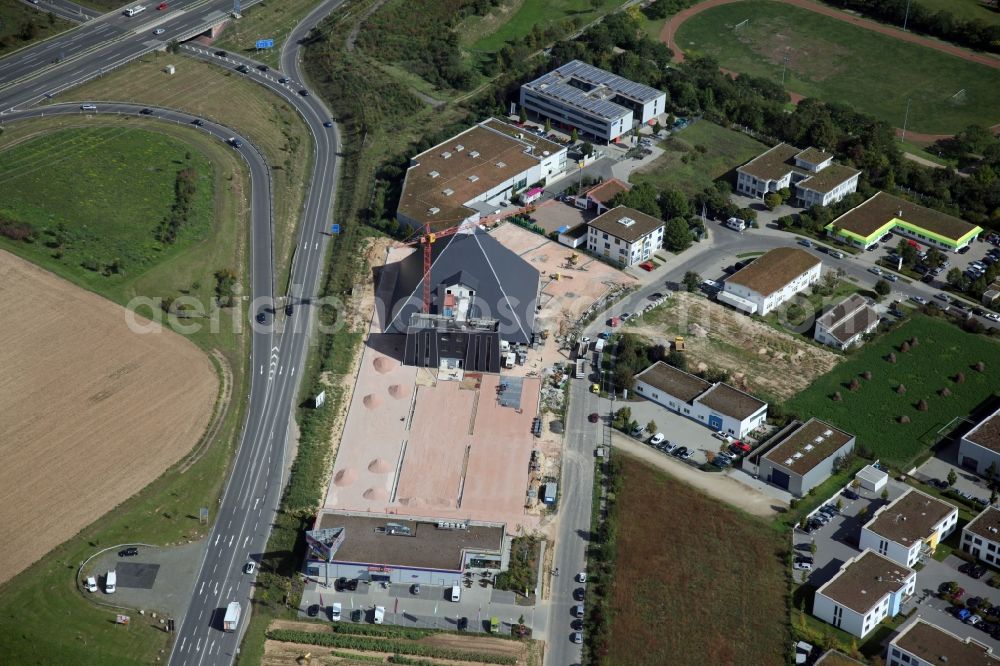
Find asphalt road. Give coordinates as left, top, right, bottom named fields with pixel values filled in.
left=21, top=0, right=102, bottom=23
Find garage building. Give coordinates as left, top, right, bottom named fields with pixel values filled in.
left=757, top=418, right=855, bottom=496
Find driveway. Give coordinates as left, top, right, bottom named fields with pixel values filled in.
left=914, top=440, right=994, bottom=505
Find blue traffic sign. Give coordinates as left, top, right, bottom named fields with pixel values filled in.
left=330, top=224, right=341, bottom=234
left=255, top=39, right=274, bottom=49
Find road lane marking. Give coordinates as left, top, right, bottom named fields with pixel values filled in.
left=209, top=640, right=216, bottom=655
left=244, top=535, right=250, bottom=547
left=213, top=582, right=219, bottom=595
left=229, top=534, right=235, bottom=547
left=199, top=581, right=205, bottom=595
left=196, top=638, right=201, bottom=652
left=214, top=534, right=220, bottom=546
left=180, top=637, right=187, bottom=652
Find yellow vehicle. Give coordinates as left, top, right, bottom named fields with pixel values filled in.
left=590, top=383, right=599, bottom=394
left=490, top=616, right=500, bottom=633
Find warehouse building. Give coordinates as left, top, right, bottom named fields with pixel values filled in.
left=718, top=247, right=822, bottom=315
left=586, top=206, right=665, bottom=267
left=957, top=405, right=1000, bottom=478
left=757, top=419, right=855, bottom=496
left=634, top=361, right=767, bottom=438
left=826, top=191, right=982, bottom=252
left=859, top=488, right=958, bottom=568
left=519, top=60, right=666, bottom=142
left=305, top=512, right=507, bottom=587
left=397, top=118, right=567, bottom=233
left=813, top=550, right=915, bottom=639
left=736, top=144, right=859, bottom=207
left=887, top=618, right=1000, bottom=666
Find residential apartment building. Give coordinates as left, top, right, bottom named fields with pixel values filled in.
left=634, top=361, right=768, bottom=439
left=519, top=60, right=666, bottom=142
left=814, top=294, right=880, bottom=350
left=958, top=406, right=1000, bottom=478
left=736, top=144, right=859, bottom=207
left=961, top=506, right=1000, bottom=567
left=718, top=247, right=822, bottom=315
left=859, top=489, right=959, bottom=568
left=887, top=618, right=1000, bottom=666
left=827, top=191, right=983, bottom=253
left=757, top=419, right=855, bottom=496
left=812, top=550, right=915, bottom=639
left=396, top=118, right=567, bottom=233
left=586, top=206, right=664, bottom=267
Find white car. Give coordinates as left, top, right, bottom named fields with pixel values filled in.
left=986, top=313, right=1000, bottom=322
left=793, top=560, right=812, bottom=571
left=330, top=602, right=341, bottom=622
left=243, top=561, right=256, bottom=575
left=153, top=28, right=165, bottom=35
left=85, top=576, right=98, bottom=592
left=649, top=433, right=665, bottom=446
left=868, top=266, right=883, bottom=276
left=576, top=571, right=587, bottom=583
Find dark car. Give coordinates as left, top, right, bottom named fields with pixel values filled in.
left=410, top=583, right=421, bottom=595
left=842, top=489, right=860, bottom=500
left=794, top=543, right=813, bottom=552
left=118, top=547, right=138, bottom=557
left=323, top=120, right=333, bottom=128
left=307, top=604, right=320, bottom=617
left=236, top=64, right=249, bottom=73
left=335, top=577, right=346, bottom=591
left=139, top=108, right=153, bottom=115
left=351, top=609, right=363, bottom=622
left=278, top=76, right=289, bottom=84
left=257, top=64, right=269, bottom=71
left=191, top=118, right=204, bottom=126
left=346, top=579, right=359, bottom=591
left=285, top=304, right=293, bottom=316
left=457, top=617, right=468, bottom=631
left=921, top=274, right=934, bottom=284
left=573, top=587, right=586, bottom=601
left=588, top=412, right=599, bottom=423
left=256, top=312, right=266, bottom=324
left=959, top=245, right=972, bottom=254
left=299, top=89, right=309, bottom=96
left=571, top=619, right=584, bottom=631
left=968, top=596, right=984, bottom=610
left=215, top=50, right=227, bottom=57
left=673, top=446, right=689, bottom=458
left=974, top=308, right=986, bottom=316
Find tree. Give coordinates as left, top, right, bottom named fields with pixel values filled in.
left=925, top=247, right=945, bottom=269
left=874, top=279, right=891, bottom=297
left=896, top=239, right=917, bottom=266
left=646, top=420, right=657, bottom=433
left=764, top=192, right=782, bottom=210
left=947, top=267, right=968, bottom=290
left=518, top=106, right=527, bottom=124
left=544, top=118, right=552, bottom=133
left=881, top=488, right=890, bottom=500
left=683, top=271, right=701, bottom=292
left=948, top=469, right=958, bottom=486
left=580, top=142, right=594, bottom=157
left=658, top=188, right=689, bottom=220
left=570, top=128, right=578, bottom=143
left=663, top=217, right=692, bottom=252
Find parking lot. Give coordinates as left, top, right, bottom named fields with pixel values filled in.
left=913, top=440, right=993, bottom=506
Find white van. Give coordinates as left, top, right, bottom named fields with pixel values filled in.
left=449, top=585, right=461, bottom=602
left=85, top=576, right=98, bottom=592
left=80, top=104, right=97, bottom=111
left=105, top=570, right=117, bottom=594
left=373, top=606, right=385, bottom=624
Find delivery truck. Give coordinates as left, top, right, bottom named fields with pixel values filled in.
left=223, top=601, right=241, bottom=632
left=574, top=357, right=586, bottom=379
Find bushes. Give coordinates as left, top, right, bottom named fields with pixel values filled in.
left=0, top=215, right=35, bottom=242
left=156, top=168, right=199, bottom=244
left=265, top=629, right=517, bottom=664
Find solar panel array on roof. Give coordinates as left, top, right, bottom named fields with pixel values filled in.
left=523, top=60, right=663, bottom=122
left=556, top=60, right=662, bottom=103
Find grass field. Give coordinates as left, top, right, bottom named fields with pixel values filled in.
left=60, top=51, right=313, bottom=286
left=0, top=0, right=73, bottom=58
left=787, top=315, right=1000, bottom=468
left=464, top=0, right=626, bottom=53
left=674, top=0, right=1000, bottom=134
left=918, top=0, right=1000, bottom=26
left=630, top=120, right=767, bottom=196
left=211, top=0, right=324, bottom=69
left=606, top=454, right=788, bottom=665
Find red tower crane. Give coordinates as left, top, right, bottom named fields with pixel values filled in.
left=404, top=222, right=463, bottom=314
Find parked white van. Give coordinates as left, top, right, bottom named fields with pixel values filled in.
left=85, top=576, right=98, bottom=592
left=449, top=585, right=461, bottom=602
left=105, top=570, right=117, bottom=594
left=373, top=606, right=385, bottom=624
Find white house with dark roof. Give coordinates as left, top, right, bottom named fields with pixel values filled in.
left=586, top=205, right=664, bottom=267
left=736, top=143, right=859, bottom=207
left=756, top=419, right=855, bottom=496
left=958, top=406, right=1000, bottom=479
left=961, top=506, right=1000, bottom=567
left=814, top=294, right=880, bottom=350
left=718, top=247, right=822, bottom=315
left=887, top=618, right=1000, bottom=666
left=812, top=549, right=915, bottom=639
left=633, top=361, right=767, bottom=438
left=859, top=488, right=958, bottom=568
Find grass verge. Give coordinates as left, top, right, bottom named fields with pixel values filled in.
left=211, top=0, right=325, bottom=70
left=465, top=0, right=626, bottom=54
left=0, top=1, right=73, bottom=58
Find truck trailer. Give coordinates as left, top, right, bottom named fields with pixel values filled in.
left=223, top=602, right=241, bottom=632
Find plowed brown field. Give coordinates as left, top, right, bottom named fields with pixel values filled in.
left=0, top=251, right=217, bottom=584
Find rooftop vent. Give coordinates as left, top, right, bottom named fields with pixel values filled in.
left=784, top=458, right=794, bottom=465
left=428, top=207, right=440, bottom=215
left=442, top=188, right=454, bottom=196
left=442, top=151, right=452, bottom=159
left=469, top=150, right=480, bottom=158
left=468, top=175, right=479, bottom=183
left=496, top=161, right=506, bottom=168
left=793, top=452, right=803, bottom=459
left=814, top=436, right=824, bottom=444
left=804, top=444, right=815, bottom=452
left=543, top=150, right=551, bottom=157
left=823, top=429, right=833, bottom=437
left=429, top=170, right=440, bottom=178
left=523, top=146, right=533, bottom=154
left=990, top=527, right=998, bottom=534
left=455, top=144, right=464, bottom=152
left=619, top=217, right=636, bottom=227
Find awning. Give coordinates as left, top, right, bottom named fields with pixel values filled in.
left=717, top=290, right=758, bottom=314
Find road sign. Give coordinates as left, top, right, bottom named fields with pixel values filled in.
left=255, top=39, right=274, bottom=49
left=330, top=224, right=340, bottom=234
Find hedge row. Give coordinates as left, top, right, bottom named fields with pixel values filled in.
left=265, top=630, right=516, bottom=665
left=330, top=623, right=433, bottom=640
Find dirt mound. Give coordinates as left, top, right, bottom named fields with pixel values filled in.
left=388, top=383, right=410, bottom=399
left=368, top=458, right=391, bottom=473
left=373, top=355, right=396, bottom=373
left=362, top=393, right=382, bottom=409
left=363, top=487, right=388, bottom=501
left=689, top=323, right=708, bottom=337
left=333, top=468, right=357, bottom=486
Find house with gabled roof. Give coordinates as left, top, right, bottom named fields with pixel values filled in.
left=736, top=143, right=859, bottom=207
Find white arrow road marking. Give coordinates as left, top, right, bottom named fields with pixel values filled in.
left=244, top=535, right=250, bottom=548
left=196, top=639, right=201, bottom=652
left=279, top=365, right=283, bottom=376
left=314, top=242, right=319, bottom=249
left=259, top=365, right=263, bottom=375
left=253, top=497, right=260, bottom=510
left=209, top=641, right=216, bottom=655
left=292, top=366, right=296, bottom=376
left=213, top=582, right=219, bottom=595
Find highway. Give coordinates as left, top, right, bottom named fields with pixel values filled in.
left=21, top=0, right=102, bottom=23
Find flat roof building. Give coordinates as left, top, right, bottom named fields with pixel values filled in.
left=520, top=60, right=666, bottom=142
left=813, top=549, right=916, bottom=638
left=859, top=488, right=958, bottom=568
left=718, top=247, right=822, bottom=315
left=814, top=294, right=880, bottom=350
left=757, top=419, right=855, bottom=496
left=958, top=406, right=1000, bottom=479
left=888, top=618, right=1000, bottom=666
left=397, top=118, right=567, bottom=233
left=586, top=206, right=665, bottom=267
left=961, top=506, right=1000, bottom=568
left=736, top=143, right=860, bottom=207
left=633, top=361, right=767, bottom=439
left=827, top=191, right=982, bottom=252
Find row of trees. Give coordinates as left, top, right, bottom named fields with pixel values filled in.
left=605, top=181, right=705, bottom=252
left=156, top=167, right=199, bottom=245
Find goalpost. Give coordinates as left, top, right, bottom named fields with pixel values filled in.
left=734, top=18, right=750, bottom=32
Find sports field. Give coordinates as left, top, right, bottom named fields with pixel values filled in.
left=630, top=120, right=767, bottom=196
left=674, top=0, right=1000, bottom=134
left=787, top=315, right=1000, bottom=468
left=0, top=251, right=218, bottom=585
left=465, top=0, right=626, bottom=53
left=605, top=454, right=788, bottom=664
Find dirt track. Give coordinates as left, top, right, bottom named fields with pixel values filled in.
left=0, top=251, right=217, bottom=584
left=661, top=0, right=1000, bottom=141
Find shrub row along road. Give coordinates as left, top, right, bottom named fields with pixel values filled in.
left=0, top=0, right=345, bottom=663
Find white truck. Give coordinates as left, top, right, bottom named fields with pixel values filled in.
left=223, top=602, right=241, bottom=632
left=574, top=357, right=586, bottom=379
left=593, top=338, right=606, bottom=353
left=105, top=570, right=116, bottom=594
left=373, top=606, right=385, bottom=624
left=123, top=5, right=146, bottom=16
